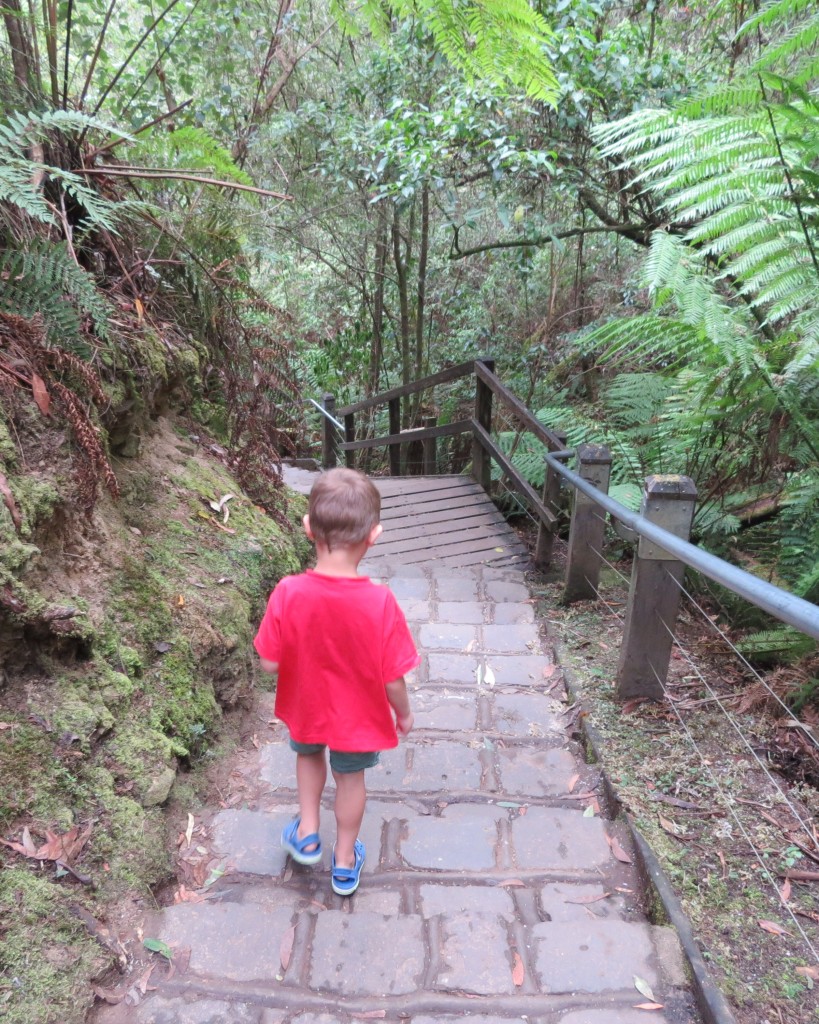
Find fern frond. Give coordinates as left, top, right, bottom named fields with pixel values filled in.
left=0, top=241, right=111, bottom=352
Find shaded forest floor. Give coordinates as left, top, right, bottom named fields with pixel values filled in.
left=517, top=527, right=819, bottom=1024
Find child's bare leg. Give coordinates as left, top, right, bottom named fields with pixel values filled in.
left=332, top=769, right=366, bottom=868
left=296, top=750, right=326, bottom=848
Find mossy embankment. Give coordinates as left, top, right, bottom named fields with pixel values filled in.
left=0, top=386, right=309, bottom=1023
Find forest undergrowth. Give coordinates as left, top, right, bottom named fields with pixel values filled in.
left=518, top=526, right=819, bottom=1024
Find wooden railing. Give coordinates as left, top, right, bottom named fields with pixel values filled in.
left=320, top=359, right=819, bottom=701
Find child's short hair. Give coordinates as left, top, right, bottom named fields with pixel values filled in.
left=308, top=468, right=381, bottom=550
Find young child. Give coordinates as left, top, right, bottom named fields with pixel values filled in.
left=254, top=467, right=419, bottom=896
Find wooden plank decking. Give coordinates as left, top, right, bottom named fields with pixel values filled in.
left=283, top=466, right=530, bottom=570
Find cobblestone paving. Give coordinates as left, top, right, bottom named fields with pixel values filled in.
left=95, top=561, right=701, bottom=1024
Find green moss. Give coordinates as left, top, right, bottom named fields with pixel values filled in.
left=0, top=724, right=55, bottom=826
left=0, top=411, right=16, bottom=465
left=94, top=796, right=170, bottom=890
left=0, top=870, right=107, bottom=1024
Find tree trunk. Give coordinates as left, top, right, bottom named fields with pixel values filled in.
left=2, top=0, right=39, bottom=94
left=392, top=206, right=412, bottom=425
left=368, top=202, right=389, bottom=395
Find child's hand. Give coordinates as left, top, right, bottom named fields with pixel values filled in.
left=396, top=712, right=414, bottom=736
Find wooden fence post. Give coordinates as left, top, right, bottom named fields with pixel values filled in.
left=472, top=357, right=495, bottom=491
left=344, top=413, right=355, bottom=469
left=388, top=397, right=401, bottom=476
left=535, top=429, right=567, bottom=569
left=422, top=416, right=437, bottom=475
left=616, top=475, right=698, bottom=700
left=563, top=444, right=612, bottom=603
left=322, top=393, right=337, bottom=469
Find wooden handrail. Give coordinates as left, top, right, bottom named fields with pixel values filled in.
left=474, top=360, right=565, bottom=452
left=336, top=360, right=475, bottom=417
left=471, top=420, right=556, bottom=526
left=340, top=419, right=472, bottom=453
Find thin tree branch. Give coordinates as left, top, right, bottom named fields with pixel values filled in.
left=448, top=222, right=648, bottom=261
left=81, top=166, right=292, bottom=199
left=79, top=0, right=117, bottom=110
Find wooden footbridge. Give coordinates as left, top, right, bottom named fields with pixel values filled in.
left=291, top=357, right=819, bottom=699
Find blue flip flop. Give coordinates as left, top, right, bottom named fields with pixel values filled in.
left=331, top=839, right=365, bottom=896
left=281, top=818, right=322, bottom=865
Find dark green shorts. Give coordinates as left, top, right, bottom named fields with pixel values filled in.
left=289, top=739, right=380, bottom=773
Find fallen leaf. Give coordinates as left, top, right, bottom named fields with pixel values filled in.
left=497, top=878, right=525, bottom=887
left=173, top=885, right=204, bottom=904
left=31, top=372, right=51, bottom=416
left=621, top=698, right=649, bottom=715
left=136, top=964, right=156, bottom=995
left=92, top=983, right=128, bottom=1004
left=606, top=834, right=632, bottom=863
left=0, top=471, right=22, bottom=530
left=583, top=803, right=596, bottom=818
left=564, top=892, right=612, bottom=905
left=797, top=965, right=819, bottom=989
left=567, top=773, right=580, bottom=793
left=134, top=297, right=145, bottom=320
left=658, top=815, right=682, bottom=837
left=484, top=665, right=496, bottom=687
left=176, top=594, right=185, bottom=607
left=758, top=919, right=793, bottom=937
left=633, top=1003, right=664, bottom=1011
left=512, top=951, right=525, bottom=986
left=143, top=937, right=174, bottom=960
left=280, top=925, right=295, bottom=972
left=185, top=813, right=194, bottom=848
left=780, top=878, right=792, bottom=903
left=634, top=975, right=657, bottom=1001
left=542, top=664, right=557, bottom=679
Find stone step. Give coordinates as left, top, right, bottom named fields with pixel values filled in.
left=150, top=899, right=685, bottom=1000
left=209, top=802, right=628, bottom=879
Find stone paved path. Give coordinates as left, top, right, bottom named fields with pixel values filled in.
left=95, top=560, right=700, bottom=1024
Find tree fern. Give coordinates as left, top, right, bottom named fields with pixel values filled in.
left=0, top=108, right=126, bottom=232
left=129, top=126, right=256, bottom=187
left=332, top=0, right=558, bottom=102
left=0, top=241, right=111, bottom=353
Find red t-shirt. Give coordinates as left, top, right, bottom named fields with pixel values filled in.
left=254, top=571, right=420, bottom=751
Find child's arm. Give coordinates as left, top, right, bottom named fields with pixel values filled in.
left=258, top=658, right=278, bottom=674
left=385, top=677, right=414, bottom=736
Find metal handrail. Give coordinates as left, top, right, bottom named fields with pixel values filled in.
left=307, top=397, right=344, bottom=430
left=545, top=452, right=819, bottom=641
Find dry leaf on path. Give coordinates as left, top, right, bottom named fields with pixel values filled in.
left=31, top=372, right=51, bottom=416
left=633, top=1003, right=664, bottom=1011
left=497, top=878, right=525, bottom=887
left=606, top=833, right=633, bottom=863
left=779, top=878, right=792, bottom=903
left=564, top=892, right=612, bottom=905
left=796, top=965, right=819, bottom=989
left=512, top=952, right=525, bottom=987
left=634, top=976, right=657, bottom=1002
left=280, top=925, right=295, bottom=971
left=758, top=919, right=792, bottom=937
left=567, top=773, right=580, bottom=793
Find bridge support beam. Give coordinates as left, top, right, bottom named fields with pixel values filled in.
left=535, top=429, right=567, bottom=569
left=616, top=475, right=697, bottom=700
left=471, top=358, right=495, bottom=491
left=563, top=445, right=611, bottom=603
